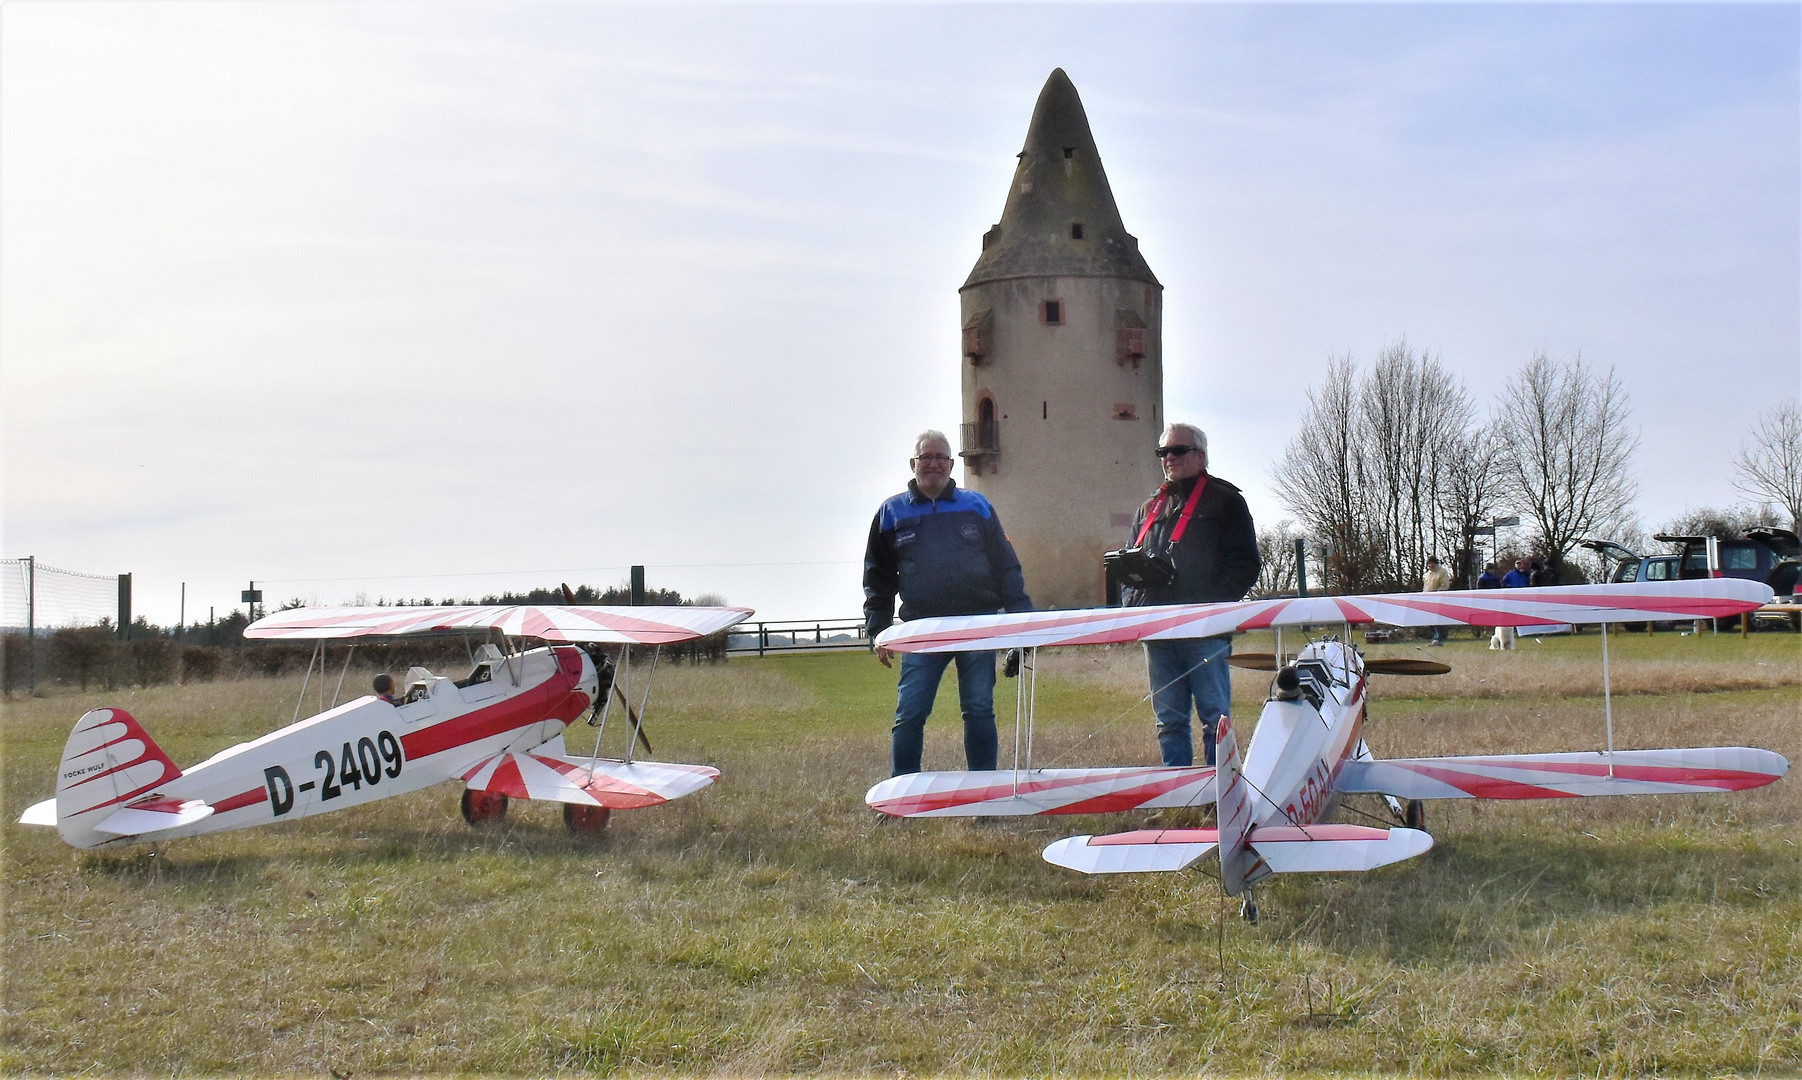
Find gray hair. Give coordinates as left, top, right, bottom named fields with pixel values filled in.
left=913, top=429, right=952, bottom=456
left=1161, top=423, right=1208, bottom=458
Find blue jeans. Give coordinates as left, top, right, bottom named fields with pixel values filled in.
left=892, top=651, right=998, bottom=775
left=1145, top=636, right=1232, bottom=767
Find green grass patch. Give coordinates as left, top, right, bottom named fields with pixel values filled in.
left=4, top=636, right=1798, bottom=1075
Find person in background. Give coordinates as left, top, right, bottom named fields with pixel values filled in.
left=1122, top=423, right=1260, bottom=767
left=1492, top=558, right=1531, bottom=650
left=864, top=429, right=1033, bottom=777
left=1421, top=555, right=1453, bottom=646
left=1477, top=562, right=1503, bottom=589
left=1529, top=558, right=1559, bottom=587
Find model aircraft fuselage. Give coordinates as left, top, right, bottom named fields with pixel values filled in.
left=22, top=603, right=754, bottom=849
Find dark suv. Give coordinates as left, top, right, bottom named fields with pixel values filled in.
left=1580, top=529, right=1800, bottom=627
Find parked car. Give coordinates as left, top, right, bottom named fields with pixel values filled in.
left=1580, top=530, right=1800, bottom=628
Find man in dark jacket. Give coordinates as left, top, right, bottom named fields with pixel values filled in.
left=864, top=430, right=1032, bottom=776
left=1123, top=423, right=1259, bottom=767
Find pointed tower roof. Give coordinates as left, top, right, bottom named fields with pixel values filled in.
left=963, top=69, right=1159, bottom=290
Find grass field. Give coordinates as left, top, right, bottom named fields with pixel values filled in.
left=3, top=630, right=1798, bottom=1076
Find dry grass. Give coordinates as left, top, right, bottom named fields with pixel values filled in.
left=3, top=638, right=1798, bottom=1076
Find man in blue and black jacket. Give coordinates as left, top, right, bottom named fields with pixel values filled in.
left=864, top=430, right=1032, bottom=776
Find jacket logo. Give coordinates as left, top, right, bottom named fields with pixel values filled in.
left=959, top=523, right=981, bottom=541
left=895, top=529, right=917, bottom=546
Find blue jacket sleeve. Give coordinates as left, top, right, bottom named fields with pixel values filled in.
left=984, top=507, right=1033, bottom=613
left=863, top=510, right=899, bottom=638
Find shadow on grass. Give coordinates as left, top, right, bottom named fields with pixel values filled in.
left=1271, top=830, right=1798, bottom=963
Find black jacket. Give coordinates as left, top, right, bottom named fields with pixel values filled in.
left=863, top=480, right=1032, bottom=638
left=1122, top=473, right=1260, bottom=607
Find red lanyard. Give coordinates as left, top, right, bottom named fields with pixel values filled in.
left=1134, top=473, right=1208, bottom=547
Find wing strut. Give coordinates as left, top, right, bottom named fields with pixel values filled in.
left=625, top=646, right=661, bottom=763
left=330, top=643, right=355, bottom=708
left=1601, top=620, right=1614, bottom=777
left=291, top=638, right=325, bottom=725
left=1008, top=646, right=1040, bottom=794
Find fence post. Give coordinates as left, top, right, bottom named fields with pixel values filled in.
left=758, top=623, right=767, bottom=658
left=25, top=555, right=34, bottom=694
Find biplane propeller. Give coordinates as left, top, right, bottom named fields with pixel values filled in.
left=19, top=601, right=751, bottom=849
left=865, top=579, right=1788, bottom=921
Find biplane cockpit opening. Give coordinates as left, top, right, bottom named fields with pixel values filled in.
left=455, top=643, right=505, bottom=689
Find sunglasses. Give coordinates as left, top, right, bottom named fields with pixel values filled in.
left=1155, top=445, right=1199, bottom=458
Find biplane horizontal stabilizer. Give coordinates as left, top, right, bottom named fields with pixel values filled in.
left=1043, top=823, right=1433, bottom=876
left=1335, top=747, right=1789, bottom=800
left=462, top=751, right=719, bottom=809
left=866, top=766, right=1215, bottom=817
left=1043, top=830, right=1219, bottom=874
left=92, top=797, right=216, bottom=837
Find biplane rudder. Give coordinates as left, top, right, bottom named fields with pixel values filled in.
left=1214, top=714, right=1268, bottom=896
left=39, top=708, right=187, bottom=849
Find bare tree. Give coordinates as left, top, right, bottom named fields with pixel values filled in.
left=1274, top=344, right=1477, bottom=592
left=1732, top=400, right=1802, bottom=531
left=1360, top=341, right=1474, bottom=588
left=1254, top=520, right=1303, bottom=597
left=1271, top=357, right=1379, bottom=591
left=1495, top=352, right=1639, bottom=574
left=1436, top=421, right=1507, bottom=587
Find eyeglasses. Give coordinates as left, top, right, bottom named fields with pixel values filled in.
left=914, top=454, right=953, bottom=464
left=1155, top=445, right=1198, bottom=458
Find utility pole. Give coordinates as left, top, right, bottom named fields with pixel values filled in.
left=179, top=583, right=186, bottom=642
left=117, top=573, right=132, bottom=641
left=629, top=566, right=646, bottom=606
left=1294, top=538, right=1308, bottom=597
left=24, top=555, right=34, bottom=694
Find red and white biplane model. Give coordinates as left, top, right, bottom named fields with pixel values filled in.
left=19, top=603, right=751, bottom=849
left=866, top=579, right=1787, bottom=920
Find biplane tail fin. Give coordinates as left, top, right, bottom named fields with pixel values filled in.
left=19, top=708, right=207, bottom=849
left=1213, top=714, right=1264, bottom=896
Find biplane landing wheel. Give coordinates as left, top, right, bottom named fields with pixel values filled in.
left=460, top=789, right=509, bottom=826
left=1239, top=897, right=1260, bottom=925
left=563, top=804, right=612, bottom=834
left=1403, top=799, right=1425, bottom=831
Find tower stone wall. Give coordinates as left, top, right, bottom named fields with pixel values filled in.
left=959, top=69, right=1165, bottom=610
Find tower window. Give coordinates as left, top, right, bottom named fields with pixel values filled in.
left=1070, top=223, right=1084, bottom=240
left=1063, top=147, right=1076, bottom=159
left=1041, top=299, right=1063, bottom=325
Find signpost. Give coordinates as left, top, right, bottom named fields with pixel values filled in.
left=242, top=582, right=263, bottom=621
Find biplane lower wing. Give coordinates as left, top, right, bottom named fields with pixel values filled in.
left=463, top=751, right=719, bottom=809
left=1335, top=747, right=1788, bottom=800
left=865, top=766, right=1215, bottom=817
left=1043, top=824, right=1432, bottom=876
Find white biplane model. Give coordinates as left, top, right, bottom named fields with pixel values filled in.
left=20, top=602, right=751, bottom=849
left=866, top=579, right=1787, bottom=920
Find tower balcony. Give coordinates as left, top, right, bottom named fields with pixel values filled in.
left=960, top=420, right=1000, bottom=459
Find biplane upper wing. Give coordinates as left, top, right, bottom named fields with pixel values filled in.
left=874, top=579, right=1772, bottom=653
left=246, top=604, right=753, bottom=644
left=1336, top=747, right=1789, bottom=800
left=866, top=766, right=1215, bottom=817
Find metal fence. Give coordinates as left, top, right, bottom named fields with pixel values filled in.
left=726, top=618, right=868, bottom=657
left=1, top=558, right=126, bottom=632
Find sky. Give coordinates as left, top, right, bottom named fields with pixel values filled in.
left=3, top=2, right=1798, bottom=626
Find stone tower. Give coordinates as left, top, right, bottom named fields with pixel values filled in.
left=959, top=69, right=1164, bottom=609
